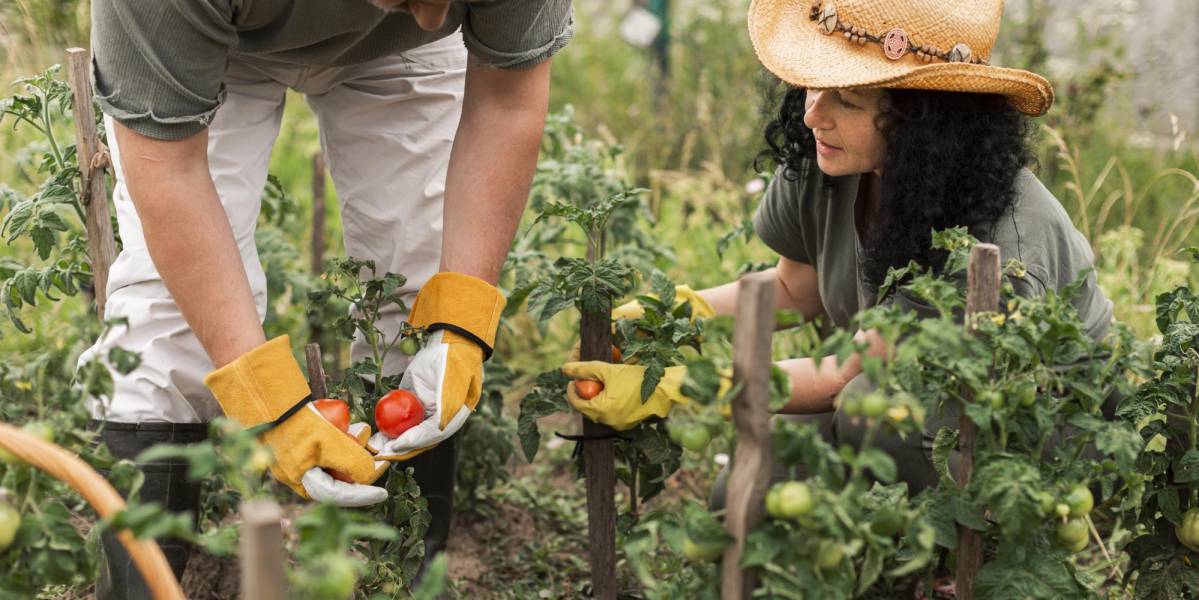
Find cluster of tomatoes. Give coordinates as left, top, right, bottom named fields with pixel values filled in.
left=313, top=389, right=423, bottom=483
left=1042, top=484, right=1094, bottom=552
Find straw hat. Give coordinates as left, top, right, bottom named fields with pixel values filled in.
left=748, top=0, right=1054, bottom=116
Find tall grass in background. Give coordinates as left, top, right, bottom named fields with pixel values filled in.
left=1, top=0, right=1197, bottom=338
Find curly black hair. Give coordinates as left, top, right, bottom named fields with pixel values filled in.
left=758, top=86, right=1035, bottom=292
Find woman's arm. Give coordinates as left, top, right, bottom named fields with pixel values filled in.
left=698, top=256, right=825, bottom=320
left=774, top=329, right=889, bottom=413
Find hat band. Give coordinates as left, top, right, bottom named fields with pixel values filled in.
left=808, top=1, right=989, bottom=66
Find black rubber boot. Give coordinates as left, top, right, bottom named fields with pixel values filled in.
left=407, top=434, right=458, bottom=578
left=92, top=421, right=208, bottom=600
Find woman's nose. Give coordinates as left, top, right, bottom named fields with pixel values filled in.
left=802, top=90, right=833, bottom=131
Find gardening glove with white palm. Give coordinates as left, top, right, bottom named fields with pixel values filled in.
left=370, top=273, right=505, bottom=461
left=611, top=284, right=716, bottom=321
left=204, top=336, right=389, bottom=507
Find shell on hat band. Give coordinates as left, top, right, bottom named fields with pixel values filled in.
left=807, top=1, right=989, bottom=66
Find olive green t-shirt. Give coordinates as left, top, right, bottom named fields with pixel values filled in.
left=91, top=0, right=573, bottom=140
left=752, top=159, right=1113, bottom=341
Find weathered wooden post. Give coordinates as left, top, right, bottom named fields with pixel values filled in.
left=240, top=499, right=288, bottom=600
left=65, top=48, right=117, bottom=319
left=955, top=243, right=1000, bottom=599
left=580, top=234, right=617, bottom=600
left=721, top=270, right=776, bottom=599
left=305, top=342, right=328, bottom=401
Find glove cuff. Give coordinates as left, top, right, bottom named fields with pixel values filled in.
left=409, top=273, right=506, bottom=347
left=203, top=336, right=311, bottom=427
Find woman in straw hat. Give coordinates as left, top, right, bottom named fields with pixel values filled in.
left=561, top=0, right=1113, bottom=494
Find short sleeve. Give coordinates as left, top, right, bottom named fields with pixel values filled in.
left=91, top=0, right=235, bottom=140
left=462, top=0, right=573, bottom=69
left=753, top=167, right=813, bottom=265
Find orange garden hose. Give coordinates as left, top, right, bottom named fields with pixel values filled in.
left=0, top=422, right=186, bottom=600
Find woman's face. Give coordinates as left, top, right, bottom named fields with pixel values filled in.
left=803, top=88, right=887, bottom=177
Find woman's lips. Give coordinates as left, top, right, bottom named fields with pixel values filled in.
left=816, top=139, right=842, bottom=156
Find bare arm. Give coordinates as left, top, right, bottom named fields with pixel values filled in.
left=692, top=255, right=886, bottom=413
left=439, top=55, right=551, bottom=284
left=698, top=256, right=825, bottom=320
left=113, top=122, right=265, bottom=368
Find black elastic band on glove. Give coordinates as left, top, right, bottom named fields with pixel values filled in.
left=249, top=393, right=313, bottom=436
left=426, top=322, right=494, bottom=361
left=555, top=431, right=633, bottom=459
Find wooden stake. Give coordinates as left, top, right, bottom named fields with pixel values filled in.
left=309, top=154, right=330, bottom=374
left=721, top=270, right=776, bottom=600
left=240, top=499, right=287, bottom=600
left=955, top=243, right=1000, bottom=600
left=310, top=153, right=326, bottom=276
left=65, top=48, right=117, bottom=319
left=581, top=235, right=616, bottom=600
left=305, top=342, right=328, bottom=401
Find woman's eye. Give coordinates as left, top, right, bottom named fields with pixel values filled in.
left=837, top=95, right=858, bottom=109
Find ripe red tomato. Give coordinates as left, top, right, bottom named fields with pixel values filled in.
left=375, top=390, right=424, bottom=438
left=574, top=380, right=604, bottom=400
left=314, top=399, right=350, bottom=432
left=611, top=346, right=623, bottom=363
left=327, top=469, right=353, bottom=484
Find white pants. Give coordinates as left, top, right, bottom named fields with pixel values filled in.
left=80, top=33, right=467, bottom=423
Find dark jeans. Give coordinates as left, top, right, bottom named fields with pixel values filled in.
left=91, top=420, right=208, bottom=600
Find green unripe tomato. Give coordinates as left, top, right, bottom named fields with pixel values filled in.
left=840, top=396, right=862, bottom=417
left=1064, top=485, right=1094, bottom=518
left=816, top=539, right=844, bottom=570
left=309, top=553, right=359, bottom=600
left=1036, top=492, right=1057, bottom=517
left=399, top=337, right=421, bottom=356
left=666, top=421, right=685, bottom=445
left=870, top=507, right=904, bottom=537
left=860, top=393, right=888, bottom=419
left=1056, top=518, right=1089, bottom=552
left=0, top=493, right=19, bottom=552
left=765, top=487, right=783, bottom=518
left=1176, top=508, right=1199, bottom=552
left=679, top=426, right=711, bottom=452
left=768, top=481, right=814, bottom=519
left=1018, top=384, right=1037, bottom=408
left=682, top=537, right=726, bottom=562
left=1055, top=503, right=1071, bottom=518
left=980, top=390, right=1003, bottom=410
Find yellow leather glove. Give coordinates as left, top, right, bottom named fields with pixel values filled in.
left=561, top=362, right=691, bottom=431
left=612, top=285, right=716, bottom=321
left=370, top=273, right=505, bottom=461
left=204, top=336, right=388, bottom=506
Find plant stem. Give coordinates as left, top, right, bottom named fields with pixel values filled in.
left=40, top=99, right=66, bottom=171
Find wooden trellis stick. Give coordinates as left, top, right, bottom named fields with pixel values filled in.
left=581, top=235, right=617, bottom=600
left=309, top=154, right=333, bottom=376
left=955, top=243, right=1000, bottom=600
left=305, top=342, right=328, bottom=400
left=65, top=48, right=117, bottom=319
left=722, top=270, right=776, bottom=599
left=240, top=499, right=288, bottom=600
